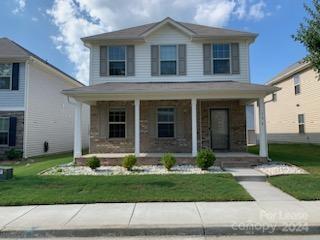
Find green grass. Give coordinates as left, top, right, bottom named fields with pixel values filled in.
left=0, top=153, right=252, bottom=205
left=249, top=144, right=320, bottom=200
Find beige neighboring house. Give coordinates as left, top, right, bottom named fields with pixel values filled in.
left=256, top=60, right=320, bottom=144
left=0, top=38, right=89, bottom=159
left=62, top=17, right=278, bottom=165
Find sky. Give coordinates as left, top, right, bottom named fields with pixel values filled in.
left=0, top=0, right=310, bottom=85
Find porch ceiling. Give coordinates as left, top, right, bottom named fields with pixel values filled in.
left=62, top=81, right=279, bottom=104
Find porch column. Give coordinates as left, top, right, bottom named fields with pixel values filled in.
left=191, top=98, right=198, bottom=157
left=134, top=99, right=140, bottom=156
left=74, top=101, right=82, bottom=159
left=258, top=97, right=268, bottom=157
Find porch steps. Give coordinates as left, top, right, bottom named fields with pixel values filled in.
left=215, top=156, right=268, bottom=168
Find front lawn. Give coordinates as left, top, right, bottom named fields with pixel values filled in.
left=249, top=144, right=320, bottom=200
left=0, top=153, right=252, bottom=205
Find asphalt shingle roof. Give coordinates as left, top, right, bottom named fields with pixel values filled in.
left=82, top=18, right=257, bottom=42
left=62, top=81, right=278, bottom=96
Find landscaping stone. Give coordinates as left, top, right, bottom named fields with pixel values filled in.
left=41, top=164, right=223, bottom=176
left=255, top=163, right=307, bottom=176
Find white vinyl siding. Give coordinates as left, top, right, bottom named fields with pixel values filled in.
left=0, top=62, right=25, bottom=109
left=90, top=24, right=249, bottom=84
left=24, top=62, right=89, bottom=157
left=256, top=67, right=320, bottom=144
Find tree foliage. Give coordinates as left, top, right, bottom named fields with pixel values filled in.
left=293, top=0, right=320, bottom=75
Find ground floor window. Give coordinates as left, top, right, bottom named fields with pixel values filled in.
left=109, top=109, right=126, bottom=138
left=0, top=117, right=9, bottom=145
left=157, top=108, right=175, bottom=138
left=298, top=114, right=305, bottom=134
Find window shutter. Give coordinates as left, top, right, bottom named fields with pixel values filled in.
left=127, top=45, right=135, bottom=76
left=100, top=46, right=108, bottom=76
left=178, top=44, right=187, bottom=75
left=12, top=63, right=19, bottom=90
left=9, top=117, right=17, bottom=147
left=231, top=43, right=240, bottom=74
left=151, top=45, right=159, bottom=76
left=203, top=44, right=212, bottom=75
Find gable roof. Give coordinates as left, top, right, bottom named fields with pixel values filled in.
left=82, top=17, right=258, bottom=43
left=267, top=59, right=312, bottom=86
left=0, top=38, right=84, bottom=86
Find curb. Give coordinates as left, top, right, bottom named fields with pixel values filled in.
left=1, top=225, right=320, bottom=238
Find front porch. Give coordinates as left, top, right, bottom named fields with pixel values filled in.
left=76, top=152, right=268, bottom=167
left=61, top=81, right=278, bottom=166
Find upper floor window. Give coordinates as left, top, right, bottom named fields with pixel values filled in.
left=294, top=75, right=301, bottom=95
left=157, top=108, right=175, bottom=138
left=0, top=64, right=12, bottom=90
left=160, top=45, right=177, bottom=75
left=298, top=114, right=305, bottom=134
left=213, top=44, right=230, bottom=74
left=109, top=109, right=126, bottom=138
left=0, top=117, right=9, bottom=145
left=109, top=46, right=126, bottom=76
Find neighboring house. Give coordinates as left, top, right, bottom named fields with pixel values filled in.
left=62, top=17, right=277, bottom=163
left=256, top=60, right=320, bottom=144
left=0, top=38, right=89, bottom=159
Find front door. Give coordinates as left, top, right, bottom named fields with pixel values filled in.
left=210, top=109, right=229, bottom=150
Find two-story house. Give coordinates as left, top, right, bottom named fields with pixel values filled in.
left=0, top=38, right=89, bottom=159
left=257, top=60, right=320, bottom=144
left=62, top=18, right=277, bottom=165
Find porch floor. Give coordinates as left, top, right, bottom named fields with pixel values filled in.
left=81, top=152, right=259, bottom=158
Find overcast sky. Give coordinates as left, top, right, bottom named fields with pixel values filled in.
left=1, top=0, right=309, bottom=84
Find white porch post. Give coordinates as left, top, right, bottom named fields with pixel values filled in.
left=191, top=98, right=198, bottom=157
left=134, top=99, right=140, bottom=156
left=74, top=101, right=82, bottom=159
left=258, top=97, right=268, bottom=157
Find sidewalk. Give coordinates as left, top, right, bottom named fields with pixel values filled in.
left=1, top=200, right=320, bottom=238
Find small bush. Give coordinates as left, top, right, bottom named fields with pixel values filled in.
left=196, top=149, right=215, bottom=170
left=86, top=156, right=101, bottom=170
left=161, top=153, right=176, bottom=171
left=5, top=148, right=23, bottom=160
left=122, top=154, right=137, bottom=171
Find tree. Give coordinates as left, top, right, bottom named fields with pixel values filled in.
left=293, top=0, right=320, bottom=75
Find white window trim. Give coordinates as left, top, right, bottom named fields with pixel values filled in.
left=294, top=75, right=301, bottom=95
left=157, top=107, right=176, bottom=138
left=159, top=45, right=178, bottom=76
left=212, top=43, right=231, bottom=75
left=0, top=117, right=9, bottom=146
left=108, top=108, right=126, bottom=139
left=108, top=46, right=127, bottom=76
left=298, top=114, right=305, bottom=134
left=0, top=63, right=12, bottom=90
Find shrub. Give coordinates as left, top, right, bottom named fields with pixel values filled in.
left=86, top=156, right=101, bottom=170
left=122, top=154, right=137, bottom=171
left=161, top=153, right=176, bottom=171
left=196, top=149, right=215, bottom=170
left=5, top=148, right=23, bottom=160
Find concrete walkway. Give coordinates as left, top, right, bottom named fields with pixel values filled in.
left=225, top=168, right=297, bottom=202
left=1, top=201, right=320, bottom=238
